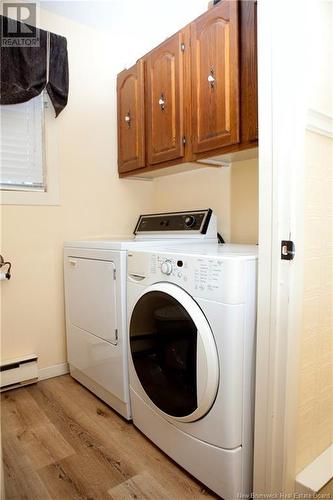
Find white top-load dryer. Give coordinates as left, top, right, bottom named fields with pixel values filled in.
left=63, top=209, right=217, bottom=419
left=127, top=243, right=258, bottom=498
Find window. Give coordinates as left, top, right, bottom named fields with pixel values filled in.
left=0, top=92, right=59, bottom=206
left=0, top=94, right=45, bottom=191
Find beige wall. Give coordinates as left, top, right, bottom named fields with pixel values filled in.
left=296, top=131, right=333, bottom=472
left=295, top=0, right=333, bottom=475
left=153, top=159, right=259, bottom=244
left=0, top=9, right=154, bottom=369
left=230, top=159, right=259, bottom=244
left=152, top=167, right=232, bottom=242
left=0, top=3, right=259, bottom=372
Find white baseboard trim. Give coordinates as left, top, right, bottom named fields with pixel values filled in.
left=295, top=445, right=333, bottom=494
left=38, top=362, right=69, bottom=381
left=306, top=108, right=333, bottom=138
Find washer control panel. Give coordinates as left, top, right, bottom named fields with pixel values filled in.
left=128, top=250, right=253, bottom=304
left=194, top=258, right=223, bottom=293
left=150, top=253, right=225, bottom=299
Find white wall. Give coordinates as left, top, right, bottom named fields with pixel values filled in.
left=307, top=0, right=333, bottom=117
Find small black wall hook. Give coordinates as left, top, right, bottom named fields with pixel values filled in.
left=0, top=254, right=12, bottom=279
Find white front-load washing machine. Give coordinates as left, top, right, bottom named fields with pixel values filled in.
left=63, top=209, right=218, bottom=420
left=127, top=243, right=258, bottom=498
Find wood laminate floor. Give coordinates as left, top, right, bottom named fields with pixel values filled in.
left=1, top=375, right=217, bottom=500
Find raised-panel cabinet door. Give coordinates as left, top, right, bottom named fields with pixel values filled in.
left=117, top=61, right=145, bottom=174
left=191, top=1, right=240, bottom=154
left=146, top=32, right=184, bottom=165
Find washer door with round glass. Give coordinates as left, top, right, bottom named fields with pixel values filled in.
left=129, top=283, right=219, bottom=423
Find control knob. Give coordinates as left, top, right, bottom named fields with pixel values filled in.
left=184, top=215, right=196, bottom=228
left=161, top=260, right=173, bottom=275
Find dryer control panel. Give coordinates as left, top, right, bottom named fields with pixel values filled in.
left=134, top=209, right=213, bottom=235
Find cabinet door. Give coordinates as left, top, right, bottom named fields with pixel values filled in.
left=240, top=0, right=258, bottom=143
left=146, top=32, right=184, bottom=165
left=117, top=61, right=145, bottom=174
left=191, top=1, right=240, bottom=154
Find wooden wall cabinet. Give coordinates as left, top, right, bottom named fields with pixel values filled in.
left=117, top=0, right=257, bottom=177
left=191, top=0, right=240, bottom=154
left=146, top=32, right=185, bottom=165
left=117, top=61, right=145, bottom=174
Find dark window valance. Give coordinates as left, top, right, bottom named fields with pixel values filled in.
left=0, top=16, right=69, bottom=117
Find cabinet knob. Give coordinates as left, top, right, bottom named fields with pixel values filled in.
left=159, top=93, right=166, bottom=111
left=124, top=111, right=131, bottom=127
left=208, top=68, right=215, bottom=89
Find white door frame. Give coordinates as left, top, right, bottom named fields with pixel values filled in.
left=254, top=0, right=308, bottom=493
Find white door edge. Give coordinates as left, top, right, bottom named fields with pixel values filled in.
left=254, top=0, right=309, bottom=494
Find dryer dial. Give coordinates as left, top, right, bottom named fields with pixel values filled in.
left=184, top=215, right=196, bottom=228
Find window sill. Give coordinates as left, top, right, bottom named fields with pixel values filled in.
left=1, top=187, right=60, bottom=206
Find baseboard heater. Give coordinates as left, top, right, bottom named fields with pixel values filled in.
left=0, top=354, right=38, bottom=392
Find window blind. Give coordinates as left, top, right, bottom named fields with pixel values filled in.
left=0, top=94, right=45, bottom=191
